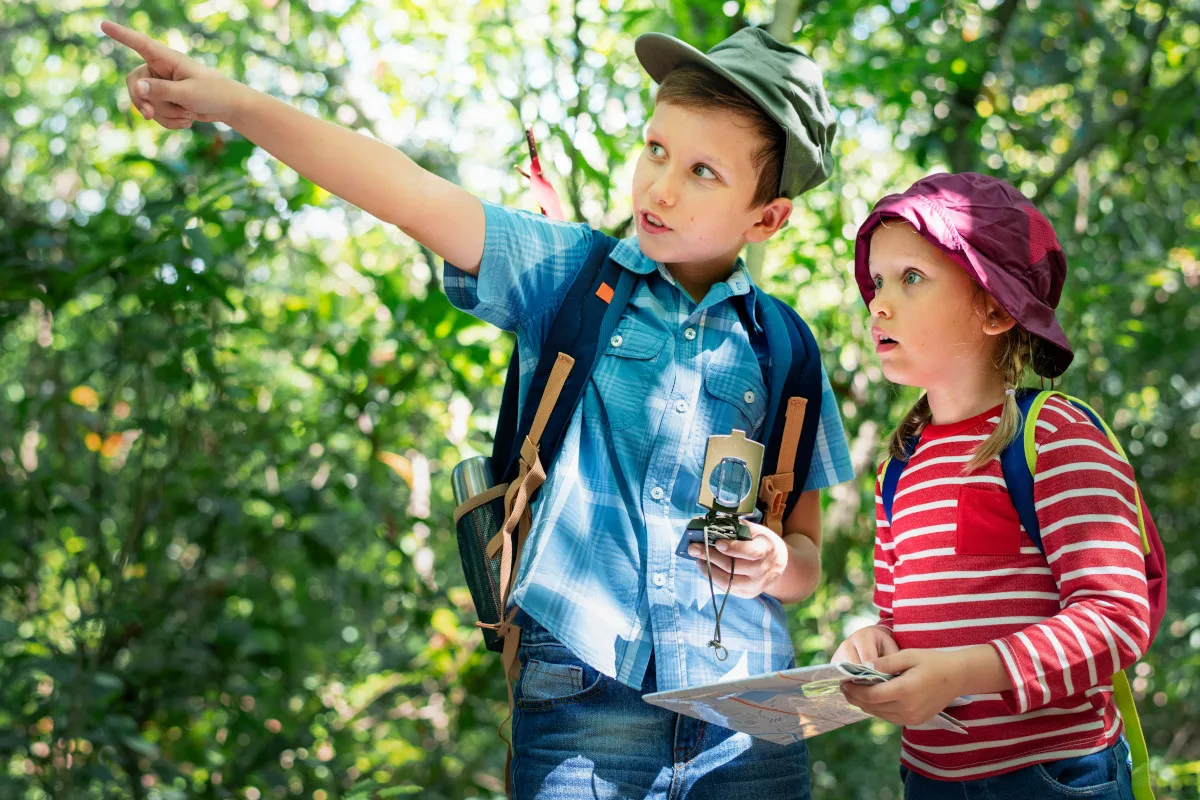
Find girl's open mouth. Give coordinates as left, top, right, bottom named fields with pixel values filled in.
left=871, top=326, right=899, bottom=353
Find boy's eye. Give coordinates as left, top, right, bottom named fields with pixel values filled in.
left=648, top=142, right=665, bottom=157
left=693, top=164, right=716, bottom=180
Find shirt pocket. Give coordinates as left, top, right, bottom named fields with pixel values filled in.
left=690, top=361, right=768, bottom=469
left=955, top=486, right=1023, bottom=556
left=584, top=315, right=668, bottom=432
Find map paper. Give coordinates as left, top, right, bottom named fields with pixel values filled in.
left=643, top=662, right=967, bottom=745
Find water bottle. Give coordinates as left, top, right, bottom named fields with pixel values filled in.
left=451, top=455, right=494, bottom=505
left=451, top=455, right=506, bottom=652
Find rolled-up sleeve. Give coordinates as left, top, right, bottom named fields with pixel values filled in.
left=443, top=201, right=595, bottom=333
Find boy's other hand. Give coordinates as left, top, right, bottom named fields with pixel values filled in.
left=831, top=625, right=899, bottom=665
left=688, top=520, right=787, bottom=599
left=102, top=21, right=244, bottom=129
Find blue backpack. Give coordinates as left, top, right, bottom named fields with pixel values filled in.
left=453, top=228, right=827, bottom=656
left=492, top=230, right=825, bottom=517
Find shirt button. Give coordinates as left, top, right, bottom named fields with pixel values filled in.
left=744, top=390, right=755, bottom=404
left=610, top=334, right=623, bottom=348
left=683, top=327, right=697, bottom=341
left=653, top=573, right=666, bottom=587
left=650, top=486, right=665, bottom=500
left=675, top=399, right=688, bottom=413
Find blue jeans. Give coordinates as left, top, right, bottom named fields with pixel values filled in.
left=510, top=614, right=811, bottom=800
left=900, top=737, right=1134, bottom=800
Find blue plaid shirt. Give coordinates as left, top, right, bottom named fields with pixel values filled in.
left=445, top=202, right=855, bottom=692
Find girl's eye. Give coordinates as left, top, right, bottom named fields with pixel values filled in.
left=648, top=142, right=665, bottom=157
left=693, top=164, right=716, bottom=180
left=903, top=270, right=923, bottom=285
left=872, top=275, right=884, bottom=290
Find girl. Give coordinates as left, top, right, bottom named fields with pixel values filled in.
left=834, top=172, right=1149, bottom=799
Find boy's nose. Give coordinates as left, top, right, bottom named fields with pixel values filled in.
left=649, top=175, right=677, bottom=207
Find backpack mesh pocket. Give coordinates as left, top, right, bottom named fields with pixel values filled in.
left=454, top=488, right=508, bottom=652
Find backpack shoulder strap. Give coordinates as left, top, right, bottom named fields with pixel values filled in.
left=880, top=455, right=902, bottom=526
left=1000, top=388, right=1047, bottom=553
left=756, top=297, right=823, bottom=531
left=1025, top=391, right=1129, bottom=469
left=1005, top=389, right=1151, bottom=556
left=879, top=435, right=920, bottom=525
left=1028, top=392, right=1151, bottom=556
left=486, top=231, right=632, bottom=765
left=492, top=231, right=632, bottom=484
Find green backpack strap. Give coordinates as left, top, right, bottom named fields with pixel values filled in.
left=1024, top=391, right=1151, bottom=554
left=1023, top=391, right=1154, bottom=800
left=1113, top=670, right=1155, bottom=800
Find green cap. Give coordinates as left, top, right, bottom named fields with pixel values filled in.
left=635, top=27, right=837, bottom=199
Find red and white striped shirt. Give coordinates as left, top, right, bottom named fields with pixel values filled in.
left=874, top=397, right=1150, bottom=781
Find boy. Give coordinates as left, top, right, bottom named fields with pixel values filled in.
left=103, top=21, right=854, bottom=798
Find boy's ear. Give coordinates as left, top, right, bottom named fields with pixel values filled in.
left=745, top=197, right=793, bottom=243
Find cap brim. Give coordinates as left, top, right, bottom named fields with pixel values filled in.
left=635, top=33, right=713, bottom=86
left=635, top=33, right=782, bottom=129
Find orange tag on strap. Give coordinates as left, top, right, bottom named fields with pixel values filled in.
left=595, top=282, right=614, bottom=304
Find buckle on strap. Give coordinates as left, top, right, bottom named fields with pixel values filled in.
left=761, top=473, right=795, bottom=519
left=488, top=436, right=541, bottom=559
left=495, top=609, right=520, bottom=640
left=761, top=473, right=795, bottom=535
left=492, top=439, right=548, bottom=606
left=519, top=436, right=539, bottom=471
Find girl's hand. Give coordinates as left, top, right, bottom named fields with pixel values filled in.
left=841, top=649, right=966, bottom=727
left=688, top=520, right=787, bottom=599
left=101, top=21, right=247, bottom=129
left=832, top=625, right=899, bottom=665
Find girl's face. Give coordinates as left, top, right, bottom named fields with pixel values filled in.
left=866, top=222, right=998, bottom=392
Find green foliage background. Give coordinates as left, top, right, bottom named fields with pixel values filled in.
left=1, top=0, right=1197, bottom=798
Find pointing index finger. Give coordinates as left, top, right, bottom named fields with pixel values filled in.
left=100, top=21, right=180, bottom=70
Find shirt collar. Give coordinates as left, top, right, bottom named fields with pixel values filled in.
left=612, top=236, right=764, bottom=334
left=610, top=236, right=658, bottom=275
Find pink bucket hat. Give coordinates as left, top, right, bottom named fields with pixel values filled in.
left=854, top=172, right=1073, bottom=378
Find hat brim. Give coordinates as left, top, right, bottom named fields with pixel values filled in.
left=854, top=208, right=1075, bottom=379
left=635, top=32, right=707, bottom=85
left=636, top=32, right=792, bottom=131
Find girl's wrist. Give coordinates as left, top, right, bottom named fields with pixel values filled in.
left=953, top=644, right=1013, bottom=696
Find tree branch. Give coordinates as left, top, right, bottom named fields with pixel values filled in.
left=1033, top=4, right=1179, bottom=201
left=746, top=0, right=804, bottom=283
left=945, top=0, right=1022, bottom=173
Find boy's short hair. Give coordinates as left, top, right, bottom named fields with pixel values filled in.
left=655, top=64, right=786, bottom=209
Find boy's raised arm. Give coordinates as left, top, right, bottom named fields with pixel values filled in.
left=101, top=21, right=486, bottom=274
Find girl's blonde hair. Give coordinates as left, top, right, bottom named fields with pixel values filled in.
left=885, top=310, right=1037, bottom=474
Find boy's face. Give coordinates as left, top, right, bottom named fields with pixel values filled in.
left=631, top=102, right=790, bottom=277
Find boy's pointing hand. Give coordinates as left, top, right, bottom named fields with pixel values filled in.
left=101, top=21, right=245, bottom=129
